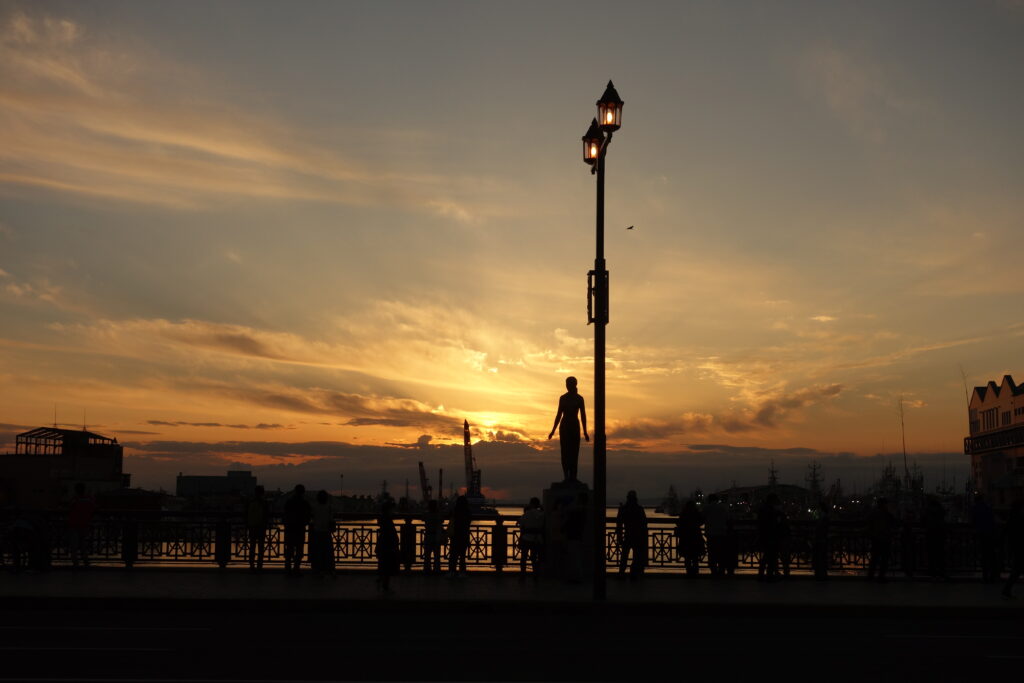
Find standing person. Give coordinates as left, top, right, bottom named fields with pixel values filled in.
left=1002, top=500, right=1024, bottom=599
left=703, top=494, right=729, bottom=577
left=309, top=490, right=335, bottom=577
left=971, top=494, right=998, bottom=583
left=866, top=497, right=897, bottom=582
left=421, top=500, right=443, bottom=574
left=448, top=495, right=471, bottom=577
left=723, top=518, right=739, bottom=577
left=547, top=377, right=589, bottom=482
left=812, top=500, right=831, bottom=581
left=399, top=516, right=417, bottom=573
left=245, top=485, right=270, bottom=572
left=674, top=499, right=704, bottom=578
left=67, top=483, right=96, bottom=570
left=778, top=507, right=793, bottom=579
left=283, top=485, right=311, bottom=577
left=376, top=501, right=399, bottom=593
left=923, top=496, right=948, bottom=580
left=757, top=494, right=781, bottom=581
left=518, top=498, right=545, bottom=575
left=900, top=510, right=917, bottom=578
left=616, top=490, right=648, bottom=578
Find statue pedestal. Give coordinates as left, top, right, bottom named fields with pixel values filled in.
left=541, top=480, right=593, bottom=581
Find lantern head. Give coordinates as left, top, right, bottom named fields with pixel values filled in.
left=596, top=80, right=623, bottom=132
left=582, top=118, right=603, bottom=165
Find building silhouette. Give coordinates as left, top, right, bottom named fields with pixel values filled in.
left=0, top=427, right=127, bottom=508
left=965, top=374, right=1024, bottom=506
left=176, top=470, right=257, bottom=500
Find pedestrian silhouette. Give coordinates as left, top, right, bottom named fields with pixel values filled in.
left=518, top=497, right=544, bottom=576
left=778, top=507, right=793, bottom=579
left=376, top=501, right=399, bottom=593
left=866, top=497, right=896, bottom=582
left=703, top=493, right=729, bottom=577
left=400, top=516, right=416, bottom=573
left=757, top=494, right=782, bottom=581
left=616, top=490, right=647, bottom=578
left=448, top=495, right=471, bottom=576
left=67, top=482, right=96, bottom=570
left=971, top=494, right=998, bottom=583
left=422, top=499, right=443, bottom=574
left=245, top=485, right=270, bottom=572
left=1002, top=500, right=1024, bottom=599
left=310, top=490, right=335, bottom=577
left=674, top=499, right=703, bottom=578
left=283, top=484, right=311, bottom=577
left=548, top=376, right=589, bottom=482
left=812, top=500, right=830, bottom=580
left=924, top=496, right=948, bottom=580
left=900, top=510, right=917, bottom=578
left=723, top=518, right=739, bottom=577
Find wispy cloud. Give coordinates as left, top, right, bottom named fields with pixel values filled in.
left=146, top=420, right=288, bottom=430
left=802, top=43, right=926, bottom=143
left=0, top=9, right=494, bottom=218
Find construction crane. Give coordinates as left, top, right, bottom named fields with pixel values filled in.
left=464, top=419, right=482, bottom=499
left=418, top=461, right=432, bottom=504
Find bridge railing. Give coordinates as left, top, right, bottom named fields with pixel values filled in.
left=2, top=511, right=998, bottom=576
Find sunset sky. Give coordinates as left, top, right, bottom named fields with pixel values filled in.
left=1, top=1, right=1021, bottom=499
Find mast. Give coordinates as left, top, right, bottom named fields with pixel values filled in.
left=463, top=419, right=482, bottom=499
left=418, top=461, right=432, bottom=504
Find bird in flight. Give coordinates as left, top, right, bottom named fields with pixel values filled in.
left=626, top=225, right=635, bottom=230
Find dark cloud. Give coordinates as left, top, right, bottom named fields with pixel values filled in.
left=488, top=430, right=526, bottom=443
left=385, top=434, right=436, bottom=449
left=752, top=384, right=844, bottom=427
left=146, top=420, right=287, bottom=430
left=174, top=381, right=465, bottom=436
left=610, top=384, right=845, bottom=440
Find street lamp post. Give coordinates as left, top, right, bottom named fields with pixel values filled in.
left=582, top=81, right=623, bottom=601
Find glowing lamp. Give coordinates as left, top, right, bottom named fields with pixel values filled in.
left=596, top=80, right=624, bottom=132
left=582, top=118, right=603, bottom=165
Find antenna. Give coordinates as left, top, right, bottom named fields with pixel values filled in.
left=898, top=396, right=910, bottom=482
left=53, top=403, right=57, bottom=429
left=959, top=364, right=971, bottom=431
left=83, top=408, right=87, bottom=432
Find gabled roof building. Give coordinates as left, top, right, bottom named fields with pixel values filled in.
left=964, top=374, right=1024, bottom=507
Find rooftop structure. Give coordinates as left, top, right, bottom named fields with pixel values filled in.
left=1, top=426, right=127, bottom=508
left=964, top=374, right=1024, bottom=506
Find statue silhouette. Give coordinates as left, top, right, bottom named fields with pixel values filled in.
left=548, top=376, right=589, bottom=482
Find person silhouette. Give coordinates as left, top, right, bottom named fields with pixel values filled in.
left=617, top=490, right=648, bottom=578
left=376, top=501, right=399, bottom=593
left=283, top=484, right=311, bottom=577
left=547, top=376, right=589, bottom=482
left=448, top=495, right=471, bottom=577
left=245, top=485, right=270, bottom=572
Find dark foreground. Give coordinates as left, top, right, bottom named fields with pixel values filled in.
left=1, top=569, right=1022, bottom=681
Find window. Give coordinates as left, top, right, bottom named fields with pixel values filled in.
left=982, top=408, right=999, bottom=431
left=1003, top=411, right=1012, bottom=426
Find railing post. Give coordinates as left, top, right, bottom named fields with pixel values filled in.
left=121, top=515, right=138, bottom=569
left=492, top=518, right=507, bottom=572
left=215, top=513, right=232, bottom=568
